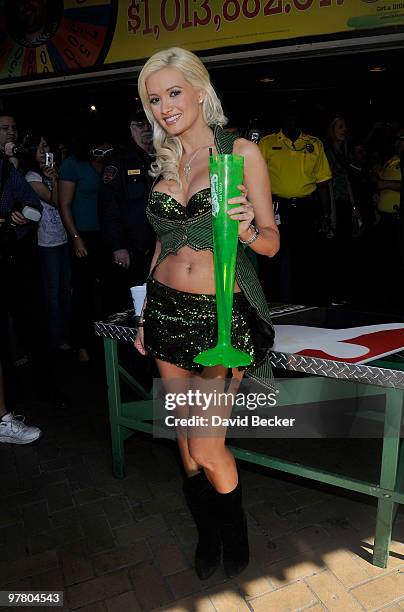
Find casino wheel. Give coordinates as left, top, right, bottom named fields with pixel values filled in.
left=0, top=0, right=117, bottom=81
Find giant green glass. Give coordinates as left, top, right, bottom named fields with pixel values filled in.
left=193, top=154, right=253, bottom=368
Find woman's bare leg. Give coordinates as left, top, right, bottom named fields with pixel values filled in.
left=155, top=358, right=248, bottom=578
left=155, top=358, right=200, bottom=476
left=188, top=365, right=241, bottom=493
left=155, top=359, right=244, bottom=492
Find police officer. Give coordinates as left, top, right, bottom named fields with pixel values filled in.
left=259, top=101, right=332, bottom=304
left=99, top=109, right=154, bottom=310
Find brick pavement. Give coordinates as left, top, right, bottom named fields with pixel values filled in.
left=1, top=358, right=404, bottom=611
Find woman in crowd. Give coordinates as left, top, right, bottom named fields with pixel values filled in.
left=134, top=47, right=279, bottom=579
left=59, top=132, right=112, bottom=362
left=19, top=132, right=71, bottom=350
left=325, top=116, right=362, bottom=304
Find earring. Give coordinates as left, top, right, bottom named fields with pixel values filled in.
left=199, top=98, right=203, bottom=104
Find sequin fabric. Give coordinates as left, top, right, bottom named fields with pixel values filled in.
left=148, top=187, right=211, bottom=220
left=144, top=277, right=255, bottom=371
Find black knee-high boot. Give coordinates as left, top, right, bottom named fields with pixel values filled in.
left=183, top=471, right=221, bottom=579
left=216, top=481, right=249, bottom=578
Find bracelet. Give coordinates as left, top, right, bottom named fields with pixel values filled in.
left=72, top=234, right=79, bottom=240
left=239, top=224, right=259, bottom=245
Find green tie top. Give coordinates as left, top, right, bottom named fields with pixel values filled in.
left=146, top=125, right=274, bottom=387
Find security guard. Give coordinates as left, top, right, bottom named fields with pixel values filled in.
left=375, top=128, right=403, bottom=309
left=259, top=102, right=332, bottom=304
left=377, top=129, right=403, bottom=216
left=99, top=109, right=154, bottom=307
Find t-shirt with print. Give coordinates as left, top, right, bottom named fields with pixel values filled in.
left=25, top=171, right=67, bottom=247
left=59, top=155, right=101, bottom=231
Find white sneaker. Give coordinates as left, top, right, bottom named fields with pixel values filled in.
left=0, top=413, right=42, bottom=444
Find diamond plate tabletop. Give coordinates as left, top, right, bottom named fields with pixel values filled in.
left=95, top=305, right=404, bottom=389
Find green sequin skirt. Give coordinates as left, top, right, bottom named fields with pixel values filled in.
left=144, top=277, right=255, bottom=371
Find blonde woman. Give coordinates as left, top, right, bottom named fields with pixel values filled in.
left=135, top=47, right=279, bottom=579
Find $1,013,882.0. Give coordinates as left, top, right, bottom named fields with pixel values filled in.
left=127, top=0, right=345, bottom=39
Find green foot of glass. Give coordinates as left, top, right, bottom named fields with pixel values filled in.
left=194, top=345, right=252, bottom=368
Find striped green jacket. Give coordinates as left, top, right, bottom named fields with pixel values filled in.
left=146, top=124, right=274, bottom=388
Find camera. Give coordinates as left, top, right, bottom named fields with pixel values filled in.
left=247, top=129, right=262, bottom=144
left=44, top=152, right=54, bottom=168
left=3, top=143, right=27, bottom=158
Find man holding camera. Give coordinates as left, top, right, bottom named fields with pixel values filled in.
left=0, top=112, right=44, bottom=259
left=0, top=112, right=64, bottom=439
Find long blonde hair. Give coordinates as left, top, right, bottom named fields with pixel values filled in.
left=138, top=47, right=227, bottom=184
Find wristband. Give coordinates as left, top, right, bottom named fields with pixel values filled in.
left=72, top=234, right=80, bottom=240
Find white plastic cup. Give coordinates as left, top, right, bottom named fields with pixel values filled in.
left=130, top=284, right=147, bottom=316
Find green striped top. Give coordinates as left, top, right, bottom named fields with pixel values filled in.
left=146, top=124, right=274, bottom=388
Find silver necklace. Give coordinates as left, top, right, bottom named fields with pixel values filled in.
left=183, top=145, right=212, bottom=183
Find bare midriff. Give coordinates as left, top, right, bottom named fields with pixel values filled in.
left=153, top=245, right=241, bottom=294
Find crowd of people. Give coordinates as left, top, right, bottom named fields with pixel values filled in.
left=0, top=76, right=403, bottom=440
left=255, top=107, right=404, bottom=308
left=0, top=88, right=404, bottom=448
left=0, top=45, right=403, bottom=584
left=0, top=107, right=155, bottom=443
left=0, top=92, right=404, bottom=380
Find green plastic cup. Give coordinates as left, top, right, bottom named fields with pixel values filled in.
left=193, top=154, right=253, bottom=368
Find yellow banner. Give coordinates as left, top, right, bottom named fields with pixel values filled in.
left=106, top=0, right=404, bottom=64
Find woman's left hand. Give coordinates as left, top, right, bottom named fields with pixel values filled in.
left=227, top=184, right=255, bottom=238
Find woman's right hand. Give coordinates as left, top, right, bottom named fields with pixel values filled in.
left=10, top=211, right=28, bottom=225
left=134, top=326, right=147, bottom=356
left=73, top=236, right=88, bottom=258
left=43, top=166, right=58, bottom=186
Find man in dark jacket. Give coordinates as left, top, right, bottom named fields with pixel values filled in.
left=0, top=120, right=66, bottom=417
left=99, top=110, right=154, bottom=300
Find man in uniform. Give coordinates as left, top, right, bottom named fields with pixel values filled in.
left=376, top=127, right=403, bottom=310
left=99, top=109, right=154, bottom=312
left=259, top=102, right=332, bottom=304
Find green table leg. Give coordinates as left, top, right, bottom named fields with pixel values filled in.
left=104, top=338, right=125, bottom=479
left=373, top=388, right=403, bottom=568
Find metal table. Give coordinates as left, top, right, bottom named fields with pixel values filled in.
left=95, top=305, right=404, bottom=568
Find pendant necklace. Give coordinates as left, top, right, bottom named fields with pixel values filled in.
left=183, top=144, right=213, bottom=183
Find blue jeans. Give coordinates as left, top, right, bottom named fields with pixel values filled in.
left=38, top=244, right=72, bottom=347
